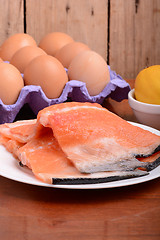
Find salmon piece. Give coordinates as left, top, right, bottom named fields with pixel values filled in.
left=0, top=134, right=26, bottom=163
left=0, top=119, right=37, bottom=143
left=37, top=102, right=160, bottom=173
left=0, top=119, right=37, bottom=167
left=17, top=126, right=148, bottom=184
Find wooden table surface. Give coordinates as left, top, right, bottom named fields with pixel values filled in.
left=0, top=80, right=160, bottom=240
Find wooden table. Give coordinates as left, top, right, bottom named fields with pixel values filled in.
left=0, top=80, right=160, bottom=240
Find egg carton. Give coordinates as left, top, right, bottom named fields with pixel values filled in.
left=0, top=66, right=130, bottom=124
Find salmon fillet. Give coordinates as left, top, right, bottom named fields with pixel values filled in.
left=37, top=102, right=160, bottom=173
left=17, top=127, right=148, bottom=184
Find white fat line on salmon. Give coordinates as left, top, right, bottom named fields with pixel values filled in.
left=54, top=105, right=106, bottom=114
left=39, top=106, right=106, bottom=127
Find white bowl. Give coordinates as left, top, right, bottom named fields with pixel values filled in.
left=128, top=89, right=160, bottom=130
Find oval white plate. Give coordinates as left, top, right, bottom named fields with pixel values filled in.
left=0, top=122, right=159, bottom=189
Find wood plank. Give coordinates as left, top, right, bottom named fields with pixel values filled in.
left=0, top=176, right=160, bottom=240
left=0, top=0, right=24, bottom=45
left=25, top=0, right=108, bottom=59
left=109, top=0, right=135, bottom=79
left=109, top=0, right=160, bottom=79
left=134, top=0, right=160, bottom=74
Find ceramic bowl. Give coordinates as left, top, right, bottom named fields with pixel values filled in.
left=128, top=89, right=160, bottom=130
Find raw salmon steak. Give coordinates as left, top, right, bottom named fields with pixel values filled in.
left=37, top=102, right=160, bottom=174
left=17, top=126, right=148, bottom=184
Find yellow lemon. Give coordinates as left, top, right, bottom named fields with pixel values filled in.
left=135, top=65, right=160, bottom=105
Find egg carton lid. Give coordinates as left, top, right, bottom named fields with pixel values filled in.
left=0, top=65, right=130, bottom=124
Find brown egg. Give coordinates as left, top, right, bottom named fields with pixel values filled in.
left=24, top=55, right=68, bottom=99
left=0, top=62, right=24, bottom=105
left=55, top=42, right=90, bottom=68
left=39, top=32, right=74, bottom=56
left=10, top=46, right=47, bottom=73
left=68, top=51, right=110, bottom=96
left=0, top=33, right=37, bottom=61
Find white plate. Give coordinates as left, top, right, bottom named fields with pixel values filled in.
left=0, top=122, right=159, bottom=189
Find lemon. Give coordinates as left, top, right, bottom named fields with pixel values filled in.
left=134, top=65, right=160, bottom=105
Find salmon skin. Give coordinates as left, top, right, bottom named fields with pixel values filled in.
left=146, top=157, right=160, bottom=171
left=51, top=170, right=148, bottom=185
left=37, top=102, right=160, bottom=174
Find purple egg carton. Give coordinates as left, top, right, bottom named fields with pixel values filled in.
left=0, top=66, right=130, bottom=124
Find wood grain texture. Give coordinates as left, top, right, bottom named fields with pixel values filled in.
left=134, top=0, right=160, bottom=74
left=25, top=0, right=108, bottom=59
left=109, top=0, right=135, bottom=79
left=0, top=169, right=160, bottom=239
left=0, top=0, right=159, bottom=79
left=0, top=0, right=24, bottom=45
left=109, top=0, right=160, bottom=79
